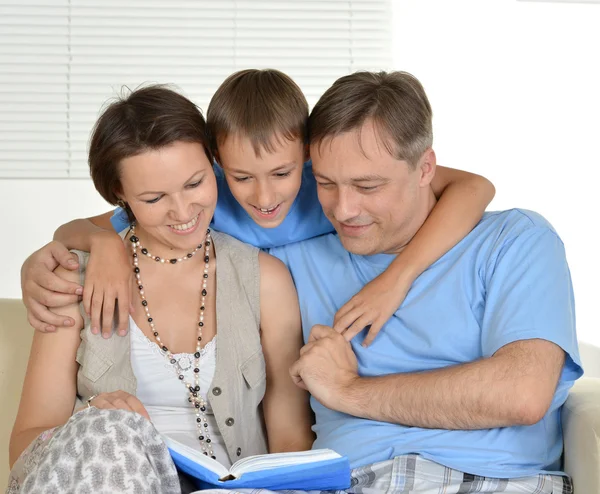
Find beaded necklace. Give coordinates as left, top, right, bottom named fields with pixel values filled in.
left=129, top=225, right=216, bottom=459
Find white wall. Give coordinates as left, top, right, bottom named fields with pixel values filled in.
left=0, top=179, right=111, bottom=297
left=1, top=0, right=598, bottom=348
left=391, top=0, right=600, bottom=347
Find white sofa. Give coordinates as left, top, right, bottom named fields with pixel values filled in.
left=1, top=299, right=599, bottom=491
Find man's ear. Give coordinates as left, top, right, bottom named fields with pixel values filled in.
left=303, top=142, right=310, bottom=162
left=418, top=148, right=436, bottom=187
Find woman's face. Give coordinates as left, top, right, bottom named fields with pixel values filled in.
left=118, top=141, right=217, bottom=254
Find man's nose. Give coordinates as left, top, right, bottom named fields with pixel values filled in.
left=333, top=187, right=361, bottom=223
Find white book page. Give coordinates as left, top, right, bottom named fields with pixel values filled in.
left=230, top=449, right=341, bottom=477
left=162, top=434, right=230, bottom=479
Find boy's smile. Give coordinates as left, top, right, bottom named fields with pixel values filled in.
left=217, top=134, right=307, bottom=228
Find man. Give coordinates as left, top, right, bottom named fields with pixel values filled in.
left=271, top=71, right=582, bottom=493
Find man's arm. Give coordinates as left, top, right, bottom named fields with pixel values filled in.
left=341, top=338, right=564, bottom=428
left=293, top=327, right=565, bottom=429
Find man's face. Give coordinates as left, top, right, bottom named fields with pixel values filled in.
left=311, top=121, right=436, bottom=256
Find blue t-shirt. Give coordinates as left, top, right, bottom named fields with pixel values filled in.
left=271, top=209, right=583, bottom=478
left=110, top=161, right=334, bottom=249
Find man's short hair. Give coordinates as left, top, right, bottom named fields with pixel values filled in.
left=207, top=69, right=309, bottom=157
left=309, top=71, right=433, bottom=167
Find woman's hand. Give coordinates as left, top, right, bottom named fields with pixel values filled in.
left=84, top=231, right=133, bottom=339
left=88, top=391, right=150, bottom=420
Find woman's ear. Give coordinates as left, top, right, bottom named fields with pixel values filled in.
left=418, top=148, right=437, bottom=187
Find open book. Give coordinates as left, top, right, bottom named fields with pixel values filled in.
left=163, top=434, right=351, bottom=490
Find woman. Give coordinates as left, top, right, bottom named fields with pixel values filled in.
left=7, top=86, right=313, bottom=493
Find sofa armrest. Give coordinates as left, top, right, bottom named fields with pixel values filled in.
left=562, top=377, right=600, bottom=494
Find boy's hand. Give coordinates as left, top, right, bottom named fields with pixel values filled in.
left=333, top=269, right=410, bottom=347
left=21, top=241, right=82, bottom=332
left=84, top=231, right=133, bottom=339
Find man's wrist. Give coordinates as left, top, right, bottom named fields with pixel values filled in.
left=334, top=375, right=367, bottom=417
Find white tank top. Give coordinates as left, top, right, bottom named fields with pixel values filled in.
left=128, top=316, right=231, bottom=467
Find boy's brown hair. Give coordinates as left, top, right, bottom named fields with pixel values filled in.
left=89, top=85, right=211, bottom=222
left=207, top=69, right=308, bottom=157
left=309, top=71, right=433, bottom=168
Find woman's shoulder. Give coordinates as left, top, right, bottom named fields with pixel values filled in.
left=257, top=250, right=290, bottom=282
left=211, top=231, right=261, bottom=285
left=211, top=230, right=259, bottom=255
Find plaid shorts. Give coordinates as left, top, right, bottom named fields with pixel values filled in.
left=199, top=454, right=572, bottom=494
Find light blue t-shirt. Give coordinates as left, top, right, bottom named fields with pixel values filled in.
left=110, top=161, right=334, bottom=249
left=271, top=209, right=583, bottom=478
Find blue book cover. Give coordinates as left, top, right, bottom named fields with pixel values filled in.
left=163, top=435, right=351, bottom=491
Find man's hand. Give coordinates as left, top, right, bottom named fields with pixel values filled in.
left=21, top=241, right=82, bottom=332
left=290, top=325, right=359, bottom=411
left=333, top=268, right=410, bottom=346
left=84, top=231, right=133, bottom=339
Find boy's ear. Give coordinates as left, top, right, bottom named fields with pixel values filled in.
left=418, top=148, right=437, bottom=187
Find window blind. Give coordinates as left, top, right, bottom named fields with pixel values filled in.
left=0, top=0, right=392, bottom=178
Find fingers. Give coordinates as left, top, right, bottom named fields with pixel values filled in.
left=289, top=360, right=306, bottom=389
left=125, top=395, right=151, bottom=420
left=307, top=324, right=336, bottom=342
left=116, top=281, right=131, bottom=337
left=90, top=392, right=151, bottom=421
left=333, top=306, right=362, bottom=334
left=333, top=298, right=356, bottom=329
left=299, top=341, right=316, bottom=356
left=111, top=398, right=134, bottom=413
left=27, top=283, right=79, bottom=309
left=82, top=278, right=93, bottom=318
left=89, top=287, right=103, bottom=336
left=89, top=395, right=114, bottom=410
left=56, top=249, right=80, bottom=271
left=30, top=268, right=82, bottom=298
left=85, top=284, right=129, bottom=339
left=46, top=241, right=79, bottom=270
left=362, top=320, right=384, bottom=347
left=27, top=309, right=55, bottom=333
left=101, top=292, right=116, bottom=339
left=340, top=314, right=373, bottom=342
left=27, top=299, right=75, bottom=330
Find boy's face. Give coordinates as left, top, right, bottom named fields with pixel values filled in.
left=218, top=135, right=306, bottom=228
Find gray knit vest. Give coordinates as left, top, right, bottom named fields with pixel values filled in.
left=72, top=230, right=267, bottom=463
